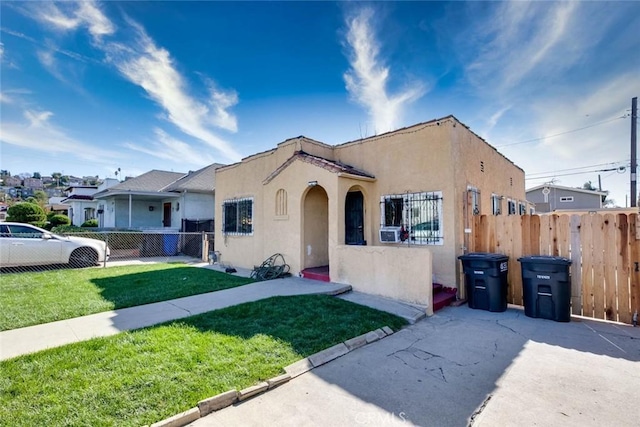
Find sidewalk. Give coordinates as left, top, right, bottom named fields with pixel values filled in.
left=0, top=275, right=350, bottom=361
left=0, top=263, right=429, bottom=361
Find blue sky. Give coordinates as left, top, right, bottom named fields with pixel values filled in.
left=1, top=1, right=638, bottom=206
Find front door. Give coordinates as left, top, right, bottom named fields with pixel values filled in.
left=163, top=202, right=172, bottom=227
left=345, top=191, right=365, bottom=245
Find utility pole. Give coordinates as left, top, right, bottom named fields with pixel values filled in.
left=631, top=97, right=637, bottom=207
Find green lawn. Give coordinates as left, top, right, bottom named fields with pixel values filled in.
left=0, top=264, right=254, bottom=331
left=0, top=294, right=407, bottom=427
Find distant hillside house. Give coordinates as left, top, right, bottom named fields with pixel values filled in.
left=526, top=184, right=607, bottom=213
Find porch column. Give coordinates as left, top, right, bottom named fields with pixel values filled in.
left=128, top=193, right=132, bottom=228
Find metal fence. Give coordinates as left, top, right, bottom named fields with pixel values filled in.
left=0, top=231, right=215, bottom=274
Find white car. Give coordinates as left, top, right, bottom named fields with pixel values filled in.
left=0, top=222, right=110, bottom=268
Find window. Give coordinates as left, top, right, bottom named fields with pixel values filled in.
left=84, top=207, right=95, bottom=221
left=519, top=202, right=527, bottom=215
left=507, top=199, right=516, bottom=215
left=559, top=196, right=574, bottom=202
left=223, top=198, right=253, bottom=235
left=380, top=191, right=443, bottom=245
left=492, top=194, right=502, bottom=215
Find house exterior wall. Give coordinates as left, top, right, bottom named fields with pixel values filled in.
left=182, top=193, right=215, bottom=221
left=451, top=119, right=526, bottom=283
left=333, top=245, right=433, bottom=310
left=215, top=116, right=525, bottom=292
left=68, top=200, right=98, bottom=226
left=112, top=199, right=162, bottom=229
left=527, top=187, right=602, bottom=212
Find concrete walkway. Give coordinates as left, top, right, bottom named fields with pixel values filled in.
left=0, top=275, right=352, bottom=361
left=0, top=260, right=430, bottom=361
left=190, top=305, right=640, bottom=427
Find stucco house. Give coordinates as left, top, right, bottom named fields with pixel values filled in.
left=93, top=164, right=223, bottom=230
left=61, top=179, right=119, bottom=226
left=214, top=115, right=526, bottom=309
left=526, top=184, right=607, bottom=213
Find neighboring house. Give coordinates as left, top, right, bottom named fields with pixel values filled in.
left=93, top=164, right=223, bottom=230
left=61, top=179, right=119, bottom=226
left=23, top=177, right=44, bottom=189
left=214, top=115, right=526, bottom=305
left=46, top=197, right=69, bottom=215
left=526, top=184, right=607, bottom=213
left=3, top=176, right=22, bottom=187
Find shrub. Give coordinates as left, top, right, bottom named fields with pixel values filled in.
left=7, top=203, right=47, bottom=227
left=49, top=214, right=71, bottom=228
left=51, top=225, right=84, bottom=234
left=81, top=219, right=99, bottom=227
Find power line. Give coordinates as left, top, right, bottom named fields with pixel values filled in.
left=525, top=166, right=627, bottom=181
left=496, top=115, right=628, bottom=148
left=526, top=160, right=629, bottom=177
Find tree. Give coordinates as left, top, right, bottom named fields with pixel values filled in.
left=7, top=202, right=47, bottom=226
left=48, top=214, right=71, bottom=229
left=582, top=181, right=597, bottom=191
left=33, top=172, right=41, bottom=179
left=32, top=190, right=48, bottom=207
left=51, top=172, right=62, bottom=187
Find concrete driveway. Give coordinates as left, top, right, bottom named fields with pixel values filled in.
left=190, top=305, right=640, bottom=427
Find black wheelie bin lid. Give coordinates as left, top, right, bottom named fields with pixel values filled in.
left=518, top=256, right=571, bottom=265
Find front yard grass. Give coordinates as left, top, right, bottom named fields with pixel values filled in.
left=0, top=294, right=407, bottom=427
left=0, top=263, right=254, bottom=331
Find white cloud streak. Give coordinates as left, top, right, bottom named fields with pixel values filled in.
left=1, top=108, right=120, bottom=161
left=21, top=0, right=243, bottom=163
left=105, top=20, right=242, bottom=161
left=123, top=128, right=217, bottom=166
left=33, top=0, right=114, bottom=40
left=465, top=2, right=579, bottom=96
left=343, top=8, right=425, bottom=134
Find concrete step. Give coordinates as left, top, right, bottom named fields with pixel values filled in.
left=301, top=266, right=330, bottom=282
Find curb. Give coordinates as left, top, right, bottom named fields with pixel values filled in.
left=148, top=326, right=395, bottom=426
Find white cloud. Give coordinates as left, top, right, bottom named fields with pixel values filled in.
left=123, top=128, right=216, bottom=166
left=105, top=20, right=242, bottom=162
left=464, top=2, right=580, bottom=97
left=1, top=108, right=120, bottom=161
left=22, top=1, right=242, bottom=163
left=343, top=7, right=425, bottom=134
left=33, top=0, right=114, bottom=40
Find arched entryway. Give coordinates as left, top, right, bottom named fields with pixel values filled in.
left=345, top=190, right=365, bottom=245
left=302, top=185, right=329, bottom=269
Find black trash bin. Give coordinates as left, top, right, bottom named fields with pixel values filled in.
left=458, top=253, right=509, bottom=312
left=518, top=256, right=572, bottom=322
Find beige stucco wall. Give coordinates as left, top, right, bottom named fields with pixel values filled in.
left=333, top=245, right=433, bottom=311
left=215, top=116, right=525, bottom=292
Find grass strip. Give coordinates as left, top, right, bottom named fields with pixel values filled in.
left=0, top=294, right=406, bottom=426
left=0, top=264, right=254, bottom=331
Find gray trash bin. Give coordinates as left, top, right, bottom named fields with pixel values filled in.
left=518, top=256, right=572, bottom=322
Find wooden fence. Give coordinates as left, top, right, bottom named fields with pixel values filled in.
left=468, top=213, right=639, bottom=324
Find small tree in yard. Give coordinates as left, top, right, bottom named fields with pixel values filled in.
left=7, top=202, right=47, bottom=227
left=48, top=214, right=71, bottom=229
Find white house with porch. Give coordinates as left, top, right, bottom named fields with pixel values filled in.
left=92, top=164, right=223, bottom=230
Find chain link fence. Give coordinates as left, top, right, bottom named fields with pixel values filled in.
left=0, top=231, right=215, bottom=274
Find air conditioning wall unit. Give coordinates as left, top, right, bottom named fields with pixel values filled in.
left=379, top=226, right=402, bottom=243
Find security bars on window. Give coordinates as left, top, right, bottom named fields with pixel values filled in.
left=380, top=191, right=443, bottom=245
left=223, top=198, right=253, bottom=235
